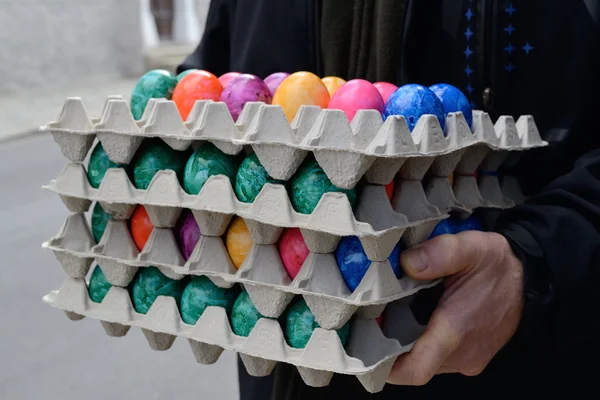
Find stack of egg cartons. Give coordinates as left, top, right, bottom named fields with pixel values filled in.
left=40, top=96, right=546, bottom=392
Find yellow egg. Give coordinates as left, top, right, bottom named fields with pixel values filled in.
left=449, top=173, right=454, bottom=186
left=321, top=76, right=347, bottom=97
left=272, top=71, right=331, bottom=123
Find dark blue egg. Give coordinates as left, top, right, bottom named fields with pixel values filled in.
left=335, top=236, right=403, bottom=292
left=383, top=84, right=445, bottom=133
left=455, top=215, right=483, bottom=232
left=429, top=83, right=473, bottom=128
left=428, top=218, right=457, bottom=239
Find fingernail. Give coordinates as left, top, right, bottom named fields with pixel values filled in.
left=402, top=247, right=428, bottom=273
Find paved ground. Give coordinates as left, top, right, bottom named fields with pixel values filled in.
left=0, top=133, right=239, bottom=399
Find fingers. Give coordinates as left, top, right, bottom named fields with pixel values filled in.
left=400, top=230, right=492, bottom=280
left=387, top=313, right=460, bottom=386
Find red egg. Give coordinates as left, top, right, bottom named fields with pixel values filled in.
left=385, top=181, right=394, bottom=201
left=130, top=205, right=154, bottom=251
left=172, top=70, right=223, bottom=120
left=373, top=82, right=398, bottom=104
left=328, top=79, right=384, bottom=121
left=278, top=228, right=310, bottom=280
left=376, top=314, right=383, bottom=327
left=218, top=72, right=242, bottom=88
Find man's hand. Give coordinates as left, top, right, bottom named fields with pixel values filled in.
left=388, top=231, right=524, bottom=385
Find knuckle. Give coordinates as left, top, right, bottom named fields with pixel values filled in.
left=460, top=363, right=487, bottom=377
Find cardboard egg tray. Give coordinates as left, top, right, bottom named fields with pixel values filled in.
left=40, top=95, right=546, bottom=392
left=43, top=277, right=425, bottom=393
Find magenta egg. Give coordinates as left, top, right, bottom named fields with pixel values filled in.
left=328, top=79, right=384, bottom=121
left=373, top=82, right=399, bottom=104
left=218, top=72, right=241, bottom=89
left=220, top=74, right=272, bottom=121
left=177, top=210, right=201, bottom=260
left=278, top=228, right=310, bottom=280
left=264, top=72, right=290, bottom=96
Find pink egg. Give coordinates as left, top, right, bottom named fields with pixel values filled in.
left=218, top=72, right=242, bottom=89
left=373, top=82, right=398, bottom=104
left=220, top=74, right=272, bottom=121
left=328, top=79, right=384, bottom=121
left=278, top=228, right=310, bottom=280
left=264, top=72, right=290, bottom=96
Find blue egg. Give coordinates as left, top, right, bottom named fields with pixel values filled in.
left=335, top=236, right=403, bottom=292
left=455, top=215, right=483, bottom=232
left=429, top=83, right=473, bottom=128
left=383, top=84, right=445, bottom=133
left=428, top=218, right=457, bottom=239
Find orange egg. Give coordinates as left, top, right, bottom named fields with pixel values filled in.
left=449, top=173, right=454, bottom=186
left=130, top=205, right=154, bottom=251
left=272, top=71, right=330, bottom=123
left=225, top=216, right=253, bottom=269
left=172, top=70, right=223, bottom=121
left=321, top=76, right=346, bottom=97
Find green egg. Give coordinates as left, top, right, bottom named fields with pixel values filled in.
left=87, top=142, right=127, bottom=189
left=130, top=139, right=187, bottom=190
left=235, top=152, right=285, bottom=203
left=130, top=69, right=178, bottom=120
left=177, top=69, right=198, bottom=81
left=88, top=265, right=112, bottom=303
left=183, top=142, right=240, bottom=195
left=230, top=290, right=272, bottom=337
left=180, top=276, right=239, bottom=325
left=130, top=266, right=186, bottom=315
left=91, top=202, right=112, bottom=243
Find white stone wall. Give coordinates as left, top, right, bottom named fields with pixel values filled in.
left=0, top=0, right=145, bottom=94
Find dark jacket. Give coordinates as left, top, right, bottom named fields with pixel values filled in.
left=179, top=0, right=600, bottom=398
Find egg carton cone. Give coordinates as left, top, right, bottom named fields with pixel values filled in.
left=43, top=278, right=425, bottom=393
left=43, top=213, right=440, bottom=328
left=40, top=96, right=547, bottom=189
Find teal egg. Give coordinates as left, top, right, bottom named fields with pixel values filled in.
left=88, top=265, right=112, bottom=303
left=87, top=142, right=127, bottom=189
left=177, top=69, right=198, bottom=81
left=235, top=152, right=285, bottom=203
left=230, top=290, right=271, bottom=337
left=131, top=139, right=188, bottom=190
left=130, top=266, right=186, bottom=315
left=183, top=142, right=240, bottom=195
left=130, top=69, right=178, bottom=120
left=283, top=298, right=351, bottom=349
left=290, top=158, right=357, bottom=214
left=91, top=202, right=112, bottom=243
left=180, top=276, right=239, bottom=325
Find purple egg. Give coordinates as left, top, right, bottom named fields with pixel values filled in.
left=220, top=74, right=272, bottom=121
left=264, top=72, right=290, bottom=96
left=177, top=210, right=201, bottom=260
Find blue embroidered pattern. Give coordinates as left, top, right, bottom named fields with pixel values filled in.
left=504, top=3, right=517, bottom=73
left=464, top=0, right=475, bottom=105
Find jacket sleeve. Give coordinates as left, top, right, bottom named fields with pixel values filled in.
left=495, top=148, right=600, bottom=350
left=176, top=0, right=233, bottom=76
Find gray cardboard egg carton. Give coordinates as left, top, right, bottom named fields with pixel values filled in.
left=40, top=95, right=547, bottom=190
left=43, top=276, right=425, bottom=393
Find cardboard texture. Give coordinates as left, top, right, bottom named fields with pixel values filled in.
left=40, top=95, right=547, bottom=392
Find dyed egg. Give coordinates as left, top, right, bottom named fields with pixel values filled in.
left=183, top=142, right=240, bottom=195
left=177, top=69, right=198, bottom=81
left=87, top=142, right=127, bottom=189
left=130, top=205, right=154, bottom=251
left=235, top=152, right=284, bottom=203
left=230, top=290, right=269, bottom=337
left=449, top=173, right=454, bottom=186
left=225, top=217, right=253, bottom=269
left=385, top=181, right=395, bottom=201
left=221, top=74, right=272, bottom=121
left=88, top=265, right=112, bottom=303
left=91, top=202, right=112, bottom=243
left=376, top=314, right=383, bottom=327
left=272, top=71, right=330, bottom=123
left=130, top=266, right=186, bottom=314
left=176, top=210, right=201, bottom=260
left=328, top=79, right=384, bottom=121
left=455, top=215, right=483, bottom=232
left=172, top=70, right=223, bottom=120
left=278, top=228, right=310, bottom=280
left=180, top=276, right=239, bottom=325
left=373, top=82, right=398, bottom=104
left=283, top=298, right=350, bottom=349
left=263, top=72, right=289, bottom=96
left=335, top=236, right=402, bottom=292
left=428, top=218, right=457, bottom=239
left=321, top=76, right=346, bottom=97
left=130, top=69, right=178, bottom=120
left=131, top=139, right=187, bottom=190
left=218, top=72, right=242, bottom=89
left=383, top=84, right=445, bottom=132
left=429, top=83, right=473, bottom=128
left=290, top=158, right=357, bottom=214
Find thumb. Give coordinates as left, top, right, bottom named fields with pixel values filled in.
left=400, top=231, right=490, bottom=280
